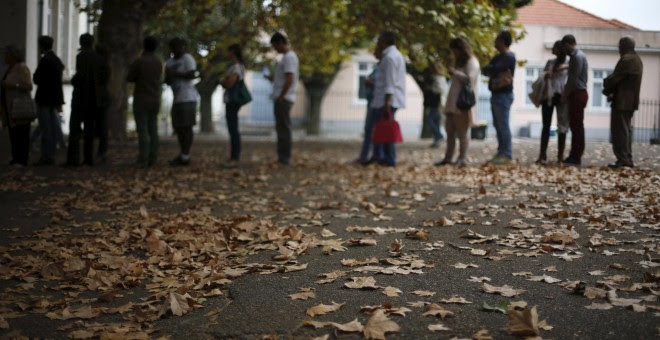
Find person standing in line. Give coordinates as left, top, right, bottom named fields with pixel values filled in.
left=355, top=45, right=382, bottom=165
left=370, top=31, right=406, bottom=167
left=560, top=34, right=589, bottom=167
left=220, top=44, right=247, bottom=168
left=1, top=46, right=34, bottom=167
left=536, top=40, right=570, bottom=165
left=165, top=38, right=198, bottom=166
left=603, top=36, right=643, bottom=169
left=269, top=32, right=299, bottom=165
left=94, top=44, right=111, bottom=164
left=436, top=38, right=479, bottom=167
left=127, top=36, right=163, bottom=168
left=482, top=30, right=516, bottom=165
left=423, top=64, right=449, bottom=148
left=66, top=33, right=102, bottom=167
left=33, top=36, right=65, bottom=166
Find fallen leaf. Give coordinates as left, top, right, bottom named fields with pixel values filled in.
left=440, top=295, right=472, bottom=304
left=506, top=306, right=540, bottom=336
left=423, top=304, right=454, bottom=319
left=482, top=283, right=525, bottom=297
left=584, top=302, right=613, bottom=310
left=289, top=288, right=316, bottom=300
left=345, top=277, right=379, bottom=289
left=382, top=286, right=402, bottom=297
left=427, top=323, right=451, bottom=332
left=363, top=309, right=400, bottom=340
left=411, top=290, right=436, bottom=297
left=306, top=302, right=344, bottom=317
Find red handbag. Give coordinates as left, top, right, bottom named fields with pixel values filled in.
left=372, top=108, right=403, bottom=144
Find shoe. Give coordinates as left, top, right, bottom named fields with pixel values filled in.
left=535, top=157, right=547, bottom=165
left=456, top=159, right=467, bottom=168
left=222, top=160, right=239, bottom=168
left=430, top=141, right=440, bottom=148
left=434, top=159, right=452, bottom=166
left=489, top=155, right=512, bottom=165
left=562, top=158, right=581, bottom=167
left=361, top=158, right=377, bottom=166
left=34, top=159, right=55, bottom=166
left=377, top=161, right=395, bottom=167
left=169, top=156, right=191, bottom=166
left=608, top=161, right=634, bottom=169
left=277, top=158, right=290, bottom=165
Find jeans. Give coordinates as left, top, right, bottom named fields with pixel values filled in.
left=372, top=107, right=398, bottom=166
left=359, top=107, right=380, bottom=162
left=225, top=103, right=241, bottom=161
left=425, top=106, right=444, bottom=142
left=490, top=92, right=514, bottom=159
left=37, top=105, right=59, bottom=162
left=134, top=101, right=160, bottom=166
left=568, top=90, right=588, bottom=161
left=274, top=99, right=293, bottom=162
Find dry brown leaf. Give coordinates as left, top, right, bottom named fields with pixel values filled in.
left=482, top=283, right=526, bottom=297
left=527, top=275, right=562, bottom=284
left=440, top=295, right=472, bottom=304
left=406, top=229, right=430, bottom=241
left=452, top=262, right=479, bottom=269
left=306, top=302, right=344, bottom=317
left=585, top=302, right=613, bottom=310
left=468, top=276, right=491, bottom=283
left=345, top=276, right=379, bottom=289
left=438, top=216, right=455, bottom=227
left=382, top=286, right=402, bottom=297
left=423, top=304, right=454, bottom=319
left=168, top=292, right=193, bottom=316
left=411, top=290, right=436, bottom=297
left=363, top=309, right=400, bottom=340
left=473, top=329, right=493, bottom=340
left=506, top=306, right=540, bottom=336
left=316, top=270, right=348, bottom=284
left=584, top=287, right=607, bottom=300
left=428, top=323, right=451, bottom=332
left=289, top=288, right=316, bottom=300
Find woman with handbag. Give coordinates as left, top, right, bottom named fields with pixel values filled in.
left=536, top=40, right=569, bottom=165
left=1, top=46, right=35, bottom=167
left=220, top=44, right=251, bottom=168
left=435, top=38, right=479, bottom=167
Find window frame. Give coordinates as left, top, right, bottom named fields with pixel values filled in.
left=591, top=68, right=614, bottom=112
left=523, top=64, right=546, bottom=108
left=353, top=56, right=378, bottom=106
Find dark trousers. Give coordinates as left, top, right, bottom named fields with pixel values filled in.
left=540, top=94, right=566, bottom=159
left=9, top=123, right=30, bottom=166
left=611, top=109, right=634, bottom=165
left=274, top=99, right=293, bottom=162
left=67, top=107, right=98, bottom=165
left=175, top=127, right=194, bottom=155
left=567, top=90, right=588, bottom=161
left=37, top=105, right=59, bottom=162
left=225, top=103, right=241, bottom=160
left=96, top=107, right=108, bottom=157
left=134, top=101, right=160, bottom=166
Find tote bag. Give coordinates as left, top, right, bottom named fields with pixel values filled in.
left=456, top=83, right=476, bottom=110
left=372, top=109, right=403, bottom=144
left=10, top=94, right=37, bottom=120
left=227, top=79, right=252, bottom=106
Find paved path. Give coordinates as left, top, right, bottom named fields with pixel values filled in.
left=0, top=137, right=658, bottom=339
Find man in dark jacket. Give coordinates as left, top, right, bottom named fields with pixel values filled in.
left=66, top=33, right=102, bottom=166
left=603, top=36, right=643, bottom=168
left=33, top=35, right=65, bottom=165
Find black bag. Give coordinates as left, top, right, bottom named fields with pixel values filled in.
left=227, top=79, right=252, bottom=106
left=456, top=83, right=475, bottom=110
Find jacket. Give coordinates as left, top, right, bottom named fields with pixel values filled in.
left=603, top=51, right=643, bottom=111
left=33, top=50, right=65, bottom=106
left=1, top=63, right=34, bottom=127
left=71, top=47, right=103, bottom=111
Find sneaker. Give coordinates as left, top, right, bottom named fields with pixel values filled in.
left=169, top=156, right=191, bottom=167
left=434, top=159, right=452, bottom=166
left=489, top=155, right=512, bottom=165
left=222, top=160, right=239, bottom=168
left=456, top=159, right=467, bottom=168
left=562, top=158, right=581, bottom=167
left=429, top=141, right=441, bottom=148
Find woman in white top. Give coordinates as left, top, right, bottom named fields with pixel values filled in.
left=436, top=38, right=480, bottom=167
left=220, top=44, right=246, bottom=167
left=536, top=40, right=569, bottom=164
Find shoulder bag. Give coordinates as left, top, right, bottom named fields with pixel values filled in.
left=456, top=83, right=476, bottom=110
left=10, top=94, right=37, bottom=121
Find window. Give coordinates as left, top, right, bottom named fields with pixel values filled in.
left=592, top=69, right=613, bottom=109
left=524, top=66, right=545, bottom=105
left=355, top=60, right=376, bottom=104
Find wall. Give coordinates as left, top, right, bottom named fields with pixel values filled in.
left=510, top=25, right=660, bottom=140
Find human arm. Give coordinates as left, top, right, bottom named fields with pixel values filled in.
left=220, top=65, right=241, bottom=89
left=603, top=55, right=639, bottom=94
left=126, top=59, right=139, bottom=83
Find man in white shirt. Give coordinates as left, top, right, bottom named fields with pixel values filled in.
left=369, top=31, right=406, bottom=166
left=270, top=32, right=299, bottom=165
left=165, top=38, right=198, bottom=166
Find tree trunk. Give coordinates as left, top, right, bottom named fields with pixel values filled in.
left=302, top=72, right=337, bottom=135
left=196, top=76, right=218, bottom=133
left=96, top=0, right=167, bottom=143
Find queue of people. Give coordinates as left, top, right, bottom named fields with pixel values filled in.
left=0, top=30, right=645, bottom=170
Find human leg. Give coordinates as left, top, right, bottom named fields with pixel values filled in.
left=66, top=108, right=83, bottom=165
left=538, top=101, right=554, bottom=162
left=359, top=108, right=378, bottom=162
left=490, top=92, right=514, bottom=159
left=37, top=105, right=56, bottom=163
left=82, top=110, right=96, bottom=165
left=442, top=113, right=457, bottom=163
left=610, top=109, right=634, bottom=166
left=274, top=99, right=293, bottom=163
left=225, top=103, right=242, bottom=161
left=133, top=103, right=150, bottom=166
left=147, top=105, right=160, bottom=166
left=566, top=90, right=588, bottom=163
left=456, top=111, right=471, bottom=165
